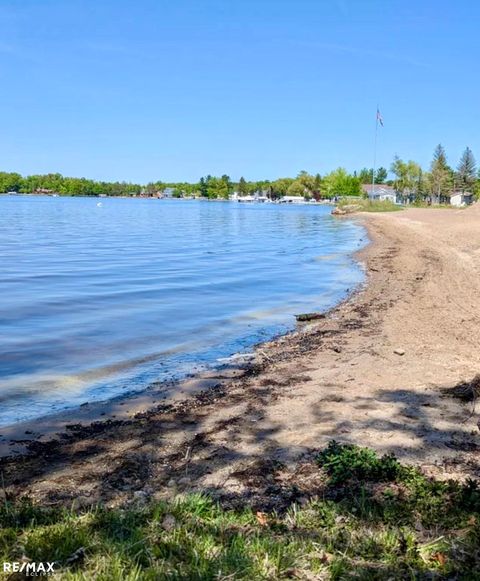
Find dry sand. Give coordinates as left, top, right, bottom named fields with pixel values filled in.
left=2, top=205, right=480, bottom=507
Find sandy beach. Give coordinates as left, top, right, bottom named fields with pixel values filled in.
left=2, top=206, right=480, bottom=507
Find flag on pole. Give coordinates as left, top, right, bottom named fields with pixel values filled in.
left=376, top=108, right=384, bottom=127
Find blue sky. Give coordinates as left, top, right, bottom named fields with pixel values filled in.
left=0, top=0, right=478, bottom=183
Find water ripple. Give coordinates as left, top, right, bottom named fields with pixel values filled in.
left=0, top=196, right=366, bottom=425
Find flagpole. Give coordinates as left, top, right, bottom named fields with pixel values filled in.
left=372, top=105, right=379, bottom=197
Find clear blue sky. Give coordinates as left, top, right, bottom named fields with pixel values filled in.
left=0, top=0, right=478, bottom=183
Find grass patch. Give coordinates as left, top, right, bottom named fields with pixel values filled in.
left=1, top=443, right=479, bottom=579
left=337, top=198, right=403, bottom=212
left=410, top=201, right=467, bottom=209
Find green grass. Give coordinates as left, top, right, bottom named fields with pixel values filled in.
left=1, top=443, right=479, bottom=579
left=409, top=200, right=467, bottom=209
left=337, top=198, right=403, bottom=212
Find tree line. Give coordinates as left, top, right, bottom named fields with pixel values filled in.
left=0, top=172, right=142, bottom=197
left=0, top=169, right=366, bottom=200
left=389, top=145, right=477, bottom=204
left=0, top=145, right=477, bottom=203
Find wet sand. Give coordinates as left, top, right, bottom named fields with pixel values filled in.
left=2, top=206, right=480, bottom=507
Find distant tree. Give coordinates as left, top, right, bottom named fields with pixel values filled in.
left=180, top=182, right=196, bottom=197
left=433, top=144, right=448, bottom=167
left=456, top=147, right=477, bottom=193
left=414, top=169, right=426, bottom=203
left=220, top=174, right=233, bottom=198
left=287, top=180, right=307, bottom=197
left=198, top=177, right=208, bottom=197
left=270, top=177, right=295, bottom=198
left=358, top=168, right=373, bottom=183
left=0, top=172, right=22, bottom=192
left=252, top=180, right=270, bottom=195
left=358, top=167, right=387, bottom=184
left=312, top=173, right=322, bottom=200
left=203, top=175, right=231, bottom=199
left=390, top=157, right=422, bottom=203
left=376, top=167, right=388, bottom=184
left=145, top=182, right=161, bottom=196
left=429, top=144, right=452, bottom=203
left=296, top=170, right=316, bottom=198
left=238, top=176, right=248, bottom=196
left=280, top=171, right=318, bottom=199
left=321, top=168, right=361, bottom=198
left=390, top=156, right=404, bottom=191
left=206, top=177, right=218, bottom=199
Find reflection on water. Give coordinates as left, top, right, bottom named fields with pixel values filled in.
left=0, top=196, right=366, bottom=425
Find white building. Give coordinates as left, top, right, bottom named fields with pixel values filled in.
left=278, top=195, right=306, bottom=204
left=362, top=184, right=397, bottom=203
left=230, top=191, right=270, bottom=203
left=161, top=187, right=176, bottom=198
left=449, top=191, right=474, bottom=207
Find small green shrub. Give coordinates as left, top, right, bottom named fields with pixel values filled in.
left=317, top=441, right=403, bottom=483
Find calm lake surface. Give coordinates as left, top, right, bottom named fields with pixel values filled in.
left=0, top=196, right=365, bottom=426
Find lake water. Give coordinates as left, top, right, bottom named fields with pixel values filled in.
left=0, top=196, right=366, bottom=426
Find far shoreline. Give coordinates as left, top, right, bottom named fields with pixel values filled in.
left=1, top=192, right=336, bottom=205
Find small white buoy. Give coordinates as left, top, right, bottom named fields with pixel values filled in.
left=97, top=202, right=102, bottom=207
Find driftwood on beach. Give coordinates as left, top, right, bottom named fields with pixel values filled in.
left=295, top=312, right=326, bottom=322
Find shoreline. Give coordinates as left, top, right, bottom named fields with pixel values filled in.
left=0, top=259, right=366, bottom=457
left=2, top=206, right=480, bottom=507
left=0, top=212, right=366, bottom=456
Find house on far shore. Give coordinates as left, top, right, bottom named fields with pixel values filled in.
left=362, top=184, right=397, bottom=203
left=278, top=195, right=306, bottom=204
left=449, top=191, right=474, bottom=207
left=236, top=194, right=256, bottom=202
left=34, top=188, right=55, bottom=195
left=230, top=190, right=270, bottom=202
left=160, top=187, right=175, bottom=199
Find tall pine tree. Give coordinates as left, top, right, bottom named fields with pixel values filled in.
left=430, top=144, right=452, bottom=202
left=415, top=169, right=426, bottom=202
left=456, top=147, right=477, bottom=192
